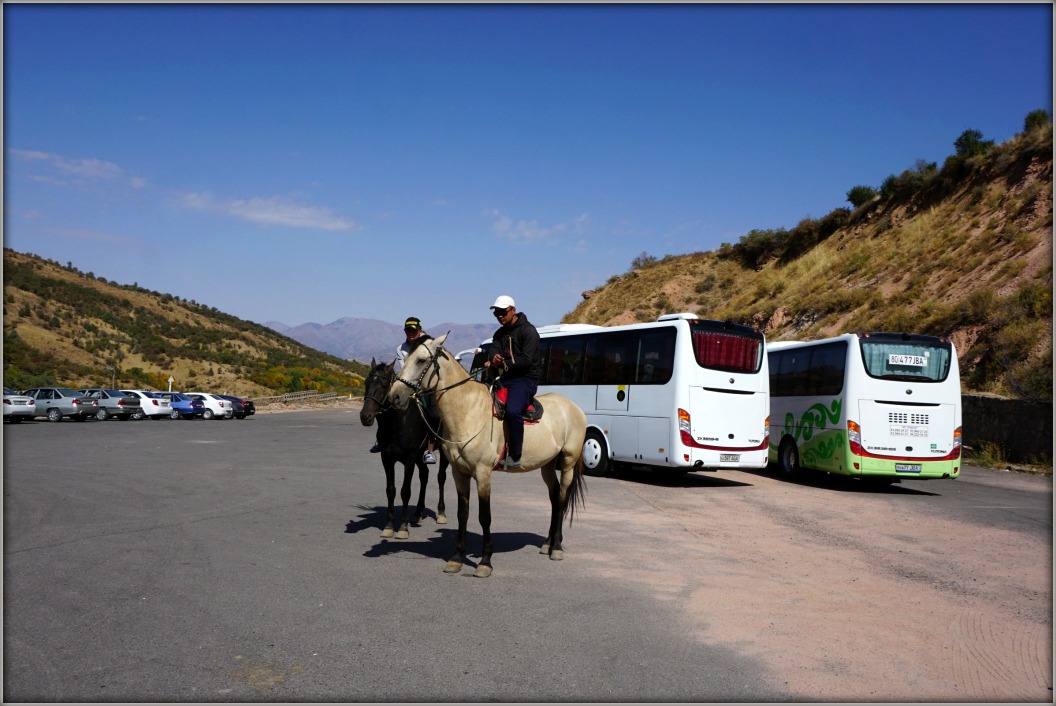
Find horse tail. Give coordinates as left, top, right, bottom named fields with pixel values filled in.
left=562, top=452, right=587, bottom=526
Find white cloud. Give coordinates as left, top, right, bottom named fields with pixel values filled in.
left=485, top=209, right=590, bottom=244
left=179, top=192, right=358, bottom=232
left=8, top=148, right=147, bottom=188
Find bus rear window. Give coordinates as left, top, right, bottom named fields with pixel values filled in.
left=859, top=340, right=952, bottom=382
left=691, top=330, right=763, bottom=373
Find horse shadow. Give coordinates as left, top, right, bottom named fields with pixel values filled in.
left=346, top=504, right=543, bottom=565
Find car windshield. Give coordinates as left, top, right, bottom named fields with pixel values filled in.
left=4, top=387, right=15, bottom=395
left=56, top=388, right=81, bottom=396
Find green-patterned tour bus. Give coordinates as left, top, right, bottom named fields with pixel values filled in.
left=767, top=332, right=962, bottom=482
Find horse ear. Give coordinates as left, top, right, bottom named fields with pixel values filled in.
left=435, top=331, right=450, bottom=346
left=370, top=357, right=377, bottom=367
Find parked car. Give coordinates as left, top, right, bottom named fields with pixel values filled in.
left=184, top=392, right=234, bottom=420
left=78, top=388, right=142, bottom=421
left=3, top=387, right=37, bottom=423
left=219, top=394, right=255, bottom=419
left=120, top=389, right=172, bottom=420
left=157, top=392, right=205, bottom=420
left=22, top=387, right=99, bottom=422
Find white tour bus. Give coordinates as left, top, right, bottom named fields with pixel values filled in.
left=767, top=332, right=962, bottom=482
left=457, top=314, right=771, bottom=476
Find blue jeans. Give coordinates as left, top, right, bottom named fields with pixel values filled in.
left=503, top=377, right=537, bottom=460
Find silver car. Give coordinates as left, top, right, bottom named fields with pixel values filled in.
left=22, top=387, right=99, bottom=422
left=78, top=388, right=142, bottom=421
left=4, top=387, right=37, bottom=423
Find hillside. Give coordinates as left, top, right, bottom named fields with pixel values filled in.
left=2, top=249, right=369, bottom=397
left=565, top=122, right=1053, bottom=402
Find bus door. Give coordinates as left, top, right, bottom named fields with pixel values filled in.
left=589, top=335, right=632, bottom=412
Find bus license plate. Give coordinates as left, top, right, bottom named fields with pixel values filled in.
left=895, top=463, right=922, bottom=473
left=720, top=454, right=740, bottom=463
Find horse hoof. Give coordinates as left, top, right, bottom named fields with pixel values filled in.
left=436, top=514, right=448, bottom=525
left=549, top=549, right=564, bottom=561
left=473, top=565, right=493, bottom=578
left=540, top=543, right=550, bottom=555
left=395, top=529, right=409, bottom=540
left=443, top=561, right=463, bottom=574
left=381, top=528, right=394, bottom=538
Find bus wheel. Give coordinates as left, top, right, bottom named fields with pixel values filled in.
left=582, top=430, right=611, bottom=477
left=778, top=438, right=800, bottom=479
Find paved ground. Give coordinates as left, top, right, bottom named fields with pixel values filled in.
left=3, top=408, right=1051, bottom=702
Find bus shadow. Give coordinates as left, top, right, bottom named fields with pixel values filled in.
left=740, top=466, right=941, bottom=496
left=608, top=464, right=753, bottom=489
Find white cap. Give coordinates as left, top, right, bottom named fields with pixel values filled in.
left=491, top=295, right=516, bottom=310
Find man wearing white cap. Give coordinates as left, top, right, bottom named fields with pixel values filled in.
left=484, top=295, right=541, bottom=470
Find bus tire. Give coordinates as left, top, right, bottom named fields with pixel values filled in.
left=778, top=438, right=801, bottom=479
left=582, top=429, right=611, bottom=477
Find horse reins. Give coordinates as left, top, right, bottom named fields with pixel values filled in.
left=394, top=343, right=491, bottom=447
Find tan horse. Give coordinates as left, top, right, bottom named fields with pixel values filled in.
left=387, top=333, right=587, bottom=578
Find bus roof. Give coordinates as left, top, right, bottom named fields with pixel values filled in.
left=535, top=323, right=603, bottom=335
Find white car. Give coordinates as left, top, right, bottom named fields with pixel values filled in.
left=120, top=390, right=173, bottom=420
left=4, top=387, right=37, bottom=423
left=184, top=392, right=234, bottom=420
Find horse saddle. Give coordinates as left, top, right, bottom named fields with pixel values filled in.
left=492, top=386, right=543, bottom=423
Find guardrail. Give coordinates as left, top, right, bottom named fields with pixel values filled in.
left=248, top=390, right=356, bottom=405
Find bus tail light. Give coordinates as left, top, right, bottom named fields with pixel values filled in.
left=678, top=408, right=691, bottom=434
left=763, top=415, right=770, bottom=446
left=952, top=426, right=962, bottom=460
left=848, top=420, right=863, bottom=456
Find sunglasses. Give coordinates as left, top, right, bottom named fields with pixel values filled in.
left=492, top=307, right=511, bottom=318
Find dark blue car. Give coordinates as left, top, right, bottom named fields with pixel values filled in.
left=159, top=392, right=205, bottom=420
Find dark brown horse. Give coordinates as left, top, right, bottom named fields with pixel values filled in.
left=360, top=359, right=447, bottom=539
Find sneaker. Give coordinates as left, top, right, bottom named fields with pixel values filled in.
left=504, top=456, right=522, bottom=470
left=423, top=451, right=436, bottom=464
left=369, top=443, right=381, bottom=453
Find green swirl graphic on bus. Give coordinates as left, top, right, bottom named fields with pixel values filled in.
left=783, top=398, right=842, bottom=442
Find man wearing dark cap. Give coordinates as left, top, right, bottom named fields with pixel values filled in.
left=369, top=316, right=439, bottom=462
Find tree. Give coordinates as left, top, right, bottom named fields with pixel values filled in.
left=954, top=129, right=994, bottom=158
left=846, top=185, right=878, bottom=208
left=631, top=252, right=658, bottom=269
left=1024, top=109, right=1051, bottom=133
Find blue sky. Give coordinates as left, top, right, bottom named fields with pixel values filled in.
left=4, top=3, right=1052, bottom=330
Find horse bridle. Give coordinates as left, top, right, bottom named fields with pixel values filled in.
left=393, top=342, right=490, bottom=445
left=363, top=366, right=397, bottom=413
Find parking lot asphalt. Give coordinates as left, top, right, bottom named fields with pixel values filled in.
left=4, top=410, right=795, bottom=702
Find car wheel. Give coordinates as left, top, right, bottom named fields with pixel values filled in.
left=131, top=411, right=144, bottom=421
left=203, top=409, right=214, bottom=420
left=170, top=409, right=181, bottom=420
left=46, top=408, right=62, bottom=422
left=779, top=438, right=801, bottom=480
left=96, top=408, right=110, bottom=421
left=582, top=429, right=611, bottom=477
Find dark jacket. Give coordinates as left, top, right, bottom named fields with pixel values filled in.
left=488, top=313, right=541, bottom=382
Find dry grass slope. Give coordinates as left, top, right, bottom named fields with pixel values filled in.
left=565, top=126, right=1053, bottom=400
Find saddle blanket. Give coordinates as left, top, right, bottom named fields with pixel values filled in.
left=492, top=386, right=543, bottom=423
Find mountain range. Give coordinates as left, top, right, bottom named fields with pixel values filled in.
left=265, top=318, right=496, bottom=366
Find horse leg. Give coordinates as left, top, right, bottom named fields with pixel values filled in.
left=539, top=462, right=563, bottom=559
left=381, top=458, right=397, bottom=538
left=445, top=471, right=472, bottom=574
left=396, top=459, right=415, bottom=539
left=473, top=476, right=494, bottom=578
left=412, top=458, right=429, bottom=526
left=435, top=455, right=448, bottom=524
